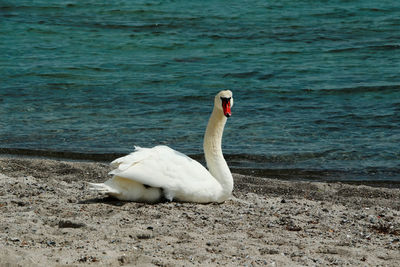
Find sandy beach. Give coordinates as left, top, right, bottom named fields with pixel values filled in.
left=0, top=156, right=399, bottom=266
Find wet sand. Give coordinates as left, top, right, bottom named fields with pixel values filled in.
left=0, top=157, right=399, bottom=266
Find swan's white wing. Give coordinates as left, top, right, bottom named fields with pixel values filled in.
left=109, top=146, right=222, bottom=202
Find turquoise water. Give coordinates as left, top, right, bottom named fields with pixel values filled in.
left=1, top=0, right=399, bottom=182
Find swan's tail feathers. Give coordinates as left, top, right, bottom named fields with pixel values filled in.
left=87, top=182, right=119, bottom=194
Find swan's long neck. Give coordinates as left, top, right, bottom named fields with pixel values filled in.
left=203, top=107, right=233, bottom=198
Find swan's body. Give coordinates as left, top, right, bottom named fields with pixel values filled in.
left=89, top=90, right=233, bottom=203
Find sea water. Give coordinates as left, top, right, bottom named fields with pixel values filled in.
left=1, top=0, right=399, bottom=182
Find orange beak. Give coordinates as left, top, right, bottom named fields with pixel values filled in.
left=222, top=98, right=231, bottom=118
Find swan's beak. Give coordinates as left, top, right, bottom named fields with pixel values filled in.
left=222, top=98, right=231, bottom=118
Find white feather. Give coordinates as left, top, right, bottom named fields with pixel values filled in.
left=89, top=90, right=234, bottom=203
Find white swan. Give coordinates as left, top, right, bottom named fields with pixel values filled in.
left=89, top=90, right=233, bottom=203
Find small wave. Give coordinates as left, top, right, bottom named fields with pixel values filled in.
left=224, top=150, right=339, bottom=164
left=207, top=34, right=249, bottom=40
left=257, top=73, right=275, bottom=80
left=359, top=7, right=389, bottom=12
left=328, top=44, right=400, bottom=53
left=46, top=83, right=77, bottom=90
left=369, top=44, right=400, bottom=51
left=178, top=95, right=209, bottom=102
left=223, top=71, right=260, bottom=79
left=66, top=66, right=115, bottom=72
left=270, top=50, right=301, bottom=55
left=314, top=85, right=400, bottom=95
left=0, top=5, right=63, bottom=11
left=173, top=57, right=203, bottom=63
left=38, top=73, right=76, bottom=79
left=326, top=47, right=359, bottom=53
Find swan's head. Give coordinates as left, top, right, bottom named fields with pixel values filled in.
left=215, top=90, right=233, bottom=118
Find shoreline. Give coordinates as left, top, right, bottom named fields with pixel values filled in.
left=0, top=156, right=399, bottom=266
left=1, top=148, right=399, bottom=189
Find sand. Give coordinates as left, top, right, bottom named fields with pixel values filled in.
left=0, top=156, right=399, bottom=266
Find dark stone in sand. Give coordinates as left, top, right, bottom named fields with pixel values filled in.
left=58, top=220, right=86, bottom=229
left=46, top=240, right=56, bottom=246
